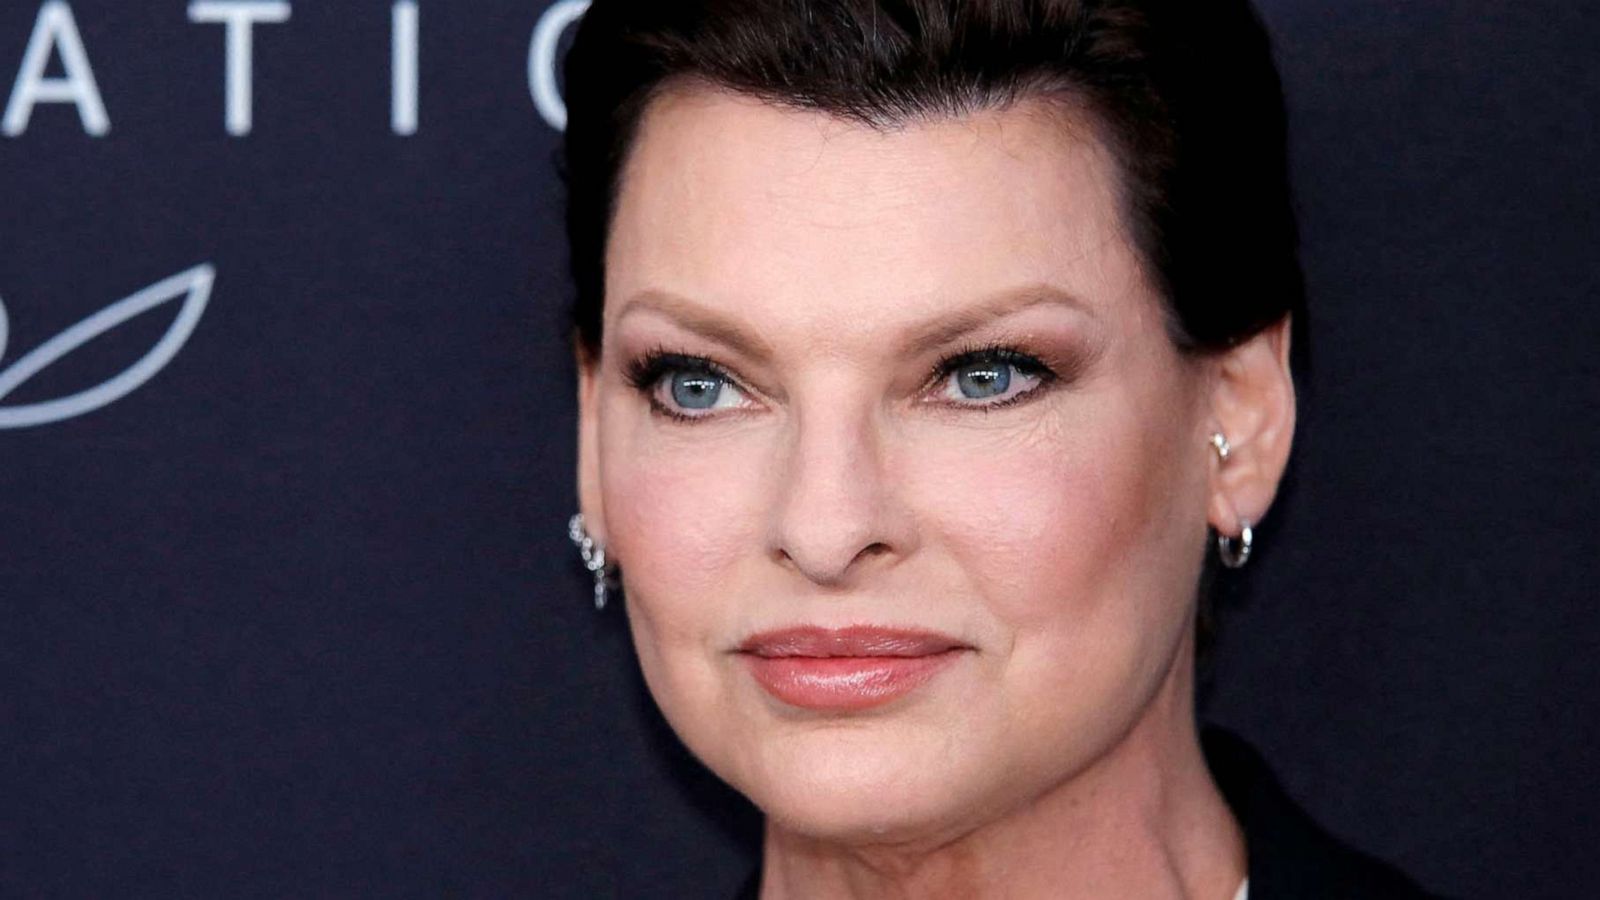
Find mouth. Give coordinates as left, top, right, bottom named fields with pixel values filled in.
left=736, top=626, right=972, bottom=712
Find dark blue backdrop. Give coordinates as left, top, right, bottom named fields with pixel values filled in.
left=3, top=2, right=1596, bottom=897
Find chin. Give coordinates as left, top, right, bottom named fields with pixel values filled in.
left=760, top=780, right=968, bottom=846
left=728, top=722, right=1003, bottom=846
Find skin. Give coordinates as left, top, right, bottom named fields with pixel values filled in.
left=575, top=85, right=1296, bottom=899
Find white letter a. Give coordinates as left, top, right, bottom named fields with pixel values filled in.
left=3, top=1, right=111, bottom=137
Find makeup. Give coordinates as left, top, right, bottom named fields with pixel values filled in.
left=737, top=626, right=970, bottom=712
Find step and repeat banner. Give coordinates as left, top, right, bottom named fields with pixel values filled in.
left=2, top=2, right=1595, bottom=897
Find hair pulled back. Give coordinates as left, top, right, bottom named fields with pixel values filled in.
left=561, top=0, right=1303, bottom=360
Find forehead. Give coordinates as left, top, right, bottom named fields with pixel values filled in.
left=606, top=85, right=1152, bottom=345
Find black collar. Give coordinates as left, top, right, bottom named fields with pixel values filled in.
left=1201, top=726, right=1433, bottom=898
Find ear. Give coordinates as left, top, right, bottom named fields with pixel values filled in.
left=575, top=340, right=608, bottom=546
left=1207, top=316, right=1297, bottom=533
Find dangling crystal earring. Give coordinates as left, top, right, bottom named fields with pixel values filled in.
left=1217, top=520, right=1254, bottom=569
left=568, top=513, right=616, bottom=610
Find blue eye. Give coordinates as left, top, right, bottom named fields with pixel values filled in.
left=625, top=350, right=754, bottom=420
left=935, top=349, right=1054, bottom=406
left=671, top=370, right=726, bottom=409
left=955, top=362, right=1011, bottom=399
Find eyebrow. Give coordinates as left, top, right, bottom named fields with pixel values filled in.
left=611, top=284, right=1092, bottom=363
left=614, top=290, right=779, bottom=366
left=901, top=285, right=1092, bottom=356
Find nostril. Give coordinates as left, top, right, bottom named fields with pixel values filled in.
left=775, top=539, right=896, bottom=588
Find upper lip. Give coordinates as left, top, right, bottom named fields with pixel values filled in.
left=737, top=626, right=970, bottom=658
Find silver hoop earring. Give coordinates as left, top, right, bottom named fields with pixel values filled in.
left=568, top=513, right=617, bottom=610
left=1210, top=432, right=1232, bottom=463
left=1216, top=520, right=1254, bottom=569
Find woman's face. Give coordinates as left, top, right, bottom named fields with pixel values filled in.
left=578, top=87, right=1235, bottom=843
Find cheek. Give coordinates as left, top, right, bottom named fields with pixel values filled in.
left=910, top=404, right=1175, bottom=597
left=593, top=414, right=769, bottom=754
left=909, top=392, right=1205, bottom=690
left=596, top=407, right=772, bottom=657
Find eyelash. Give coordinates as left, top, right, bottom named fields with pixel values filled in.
left=929, top=342, right=1060, bottom=411
left=623, top=342, right=1061, bottom=423
left=623, top=347, right=745, bottom=423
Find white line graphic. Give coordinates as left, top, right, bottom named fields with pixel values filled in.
left=0, top=264, right=216, bottom=429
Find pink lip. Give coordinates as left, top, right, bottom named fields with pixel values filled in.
left=737, top=626, right=970, bottom=712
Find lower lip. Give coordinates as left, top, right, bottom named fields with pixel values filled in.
left=741, top=651, right=964, bottom=712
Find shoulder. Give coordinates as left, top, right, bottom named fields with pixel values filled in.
left=1202, top=726, right=1442, bottom=899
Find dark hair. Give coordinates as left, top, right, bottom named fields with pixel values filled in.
left=561, top=0, right=1303, bottom=360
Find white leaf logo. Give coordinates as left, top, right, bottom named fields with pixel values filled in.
left=0, top=264, right=215, bottom=429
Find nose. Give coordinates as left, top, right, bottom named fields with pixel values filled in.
left=769, top=402, right=910, bottom=587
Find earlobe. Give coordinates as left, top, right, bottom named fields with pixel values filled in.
left=1206, top=316, right=1297, bottom=533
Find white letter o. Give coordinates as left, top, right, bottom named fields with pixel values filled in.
left=529, top=0, right=590, bottom=132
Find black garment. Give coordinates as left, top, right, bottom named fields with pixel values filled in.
left=1200, top=727, right=1434, bottom=899
left=734, top=727, right=1434, bottom=898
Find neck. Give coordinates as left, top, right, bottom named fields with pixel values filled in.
left=757, top=638, right=1244, bottom=900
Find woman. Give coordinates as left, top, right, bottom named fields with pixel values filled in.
left=560, top=1, right=1432, bottom=897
